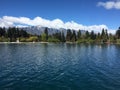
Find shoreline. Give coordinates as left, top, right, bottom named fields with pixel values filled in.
left=0, top=41, right=119, bottom=45
left=0, top=42, right=49, bottom=44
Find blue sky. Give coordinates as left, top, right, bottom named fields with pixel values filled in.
left=0, top=0, right=120, bottom=33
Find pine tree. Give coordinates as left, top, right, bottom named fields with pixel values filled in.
left=101, top=28, right=105, bottom=39
left=116, top=27, right=120, bottom=39
left=7, top=27, right=16, bottom=42
left=77, top=30, right=81, bottom=39
left=66, top=29, right=72, bottom=41
left=105, top=29, right=108, bottom=40
left=90, top=31, right=95, bottom=40
left=41, top=33, right=46, bottom=41
left=96, top=32, right=101, bottom=40
left=0, top=27, right=6, bottom=37
left=44, top=27, right=48, bottom=41
left=71, top=30, right=77, bottom=42
left=61, top=31, right=65, bottom=42
left=85, top=31, right=89, bottom=39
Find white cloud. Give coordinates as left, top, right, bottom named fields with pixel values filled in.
left=0, top=18, right=13, bottom=27
left=97, top=0, right=120, bottom=9
left=108, top=30, right=116, bottom=34
left=0, top=16, right=116, bottom=34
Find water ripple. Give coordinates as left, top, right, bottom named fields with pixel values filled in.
left=0, top=43, right=120, bottom=90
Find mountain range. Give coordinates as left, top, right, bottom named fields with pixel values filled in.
left=22, top=26, right=85, bottom=35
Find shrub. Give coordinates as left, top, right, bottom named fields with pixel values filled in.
left=26, top=36, right=38, bottom=42
left=48, top=38, right=60, bottom=42
left=19, top=38, right=26, bottom=42
left=0, top=37, right=9, bottom=42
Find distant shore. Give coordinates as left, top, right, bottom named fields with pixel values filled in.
left=0, top=42, right=49, bottom=44
left=0, top=41, right=119, bottom=45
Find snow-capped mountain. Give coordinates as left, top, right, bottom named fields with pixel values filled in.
left=22, top=26, right=65, bottom=35
left=21, top=26, right=85, bottom=35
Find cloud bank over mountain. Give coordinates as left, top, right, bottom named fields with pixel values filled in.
left=0, top=16, right=115, bottom=33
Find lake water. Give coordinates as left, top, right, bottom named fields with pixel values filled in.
left=0, top=43, right=120, bottom=90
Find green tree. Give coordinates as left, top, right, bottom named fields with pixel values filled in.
left=101, top=29, right=105, bottom=39
left=90, top=31, right=96, bottom=40
left=77, top=30, right=81, bottom=39
left=71, top=30, right=77, bottom=42
left=0, top=27, right=6, bottom=37
left=85, top=31, right=89, bottom=39
left=116, top=27, right=120, bottom=39
left=97, top=32, right=101, bottom=39
left=96, top=32, right=101, bottom=41
left=19, top=29, right=29, bottom=38
left=61, top=31, right=65, bottom=42
left=7, top=27, right=17, bottom=42
left=44, top=27, right=48, bottom=41
left=66, top=29, right=72, bottom=41
left=52, top=32, right=61, bottom=41
left=105, top=29, right=108, bottom=39
left=41, top=33, right=47, bottom=41
left=101, top=28, right=108, bottom=42
left=26, top=36, right=38, bottom=42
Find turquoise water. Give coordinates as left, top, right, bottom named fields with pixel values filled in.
left=0, top=43, right=120, bottom=90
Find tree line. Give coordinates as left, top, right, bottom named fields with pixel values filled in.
left=0, top=27, right=120, bottom=43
